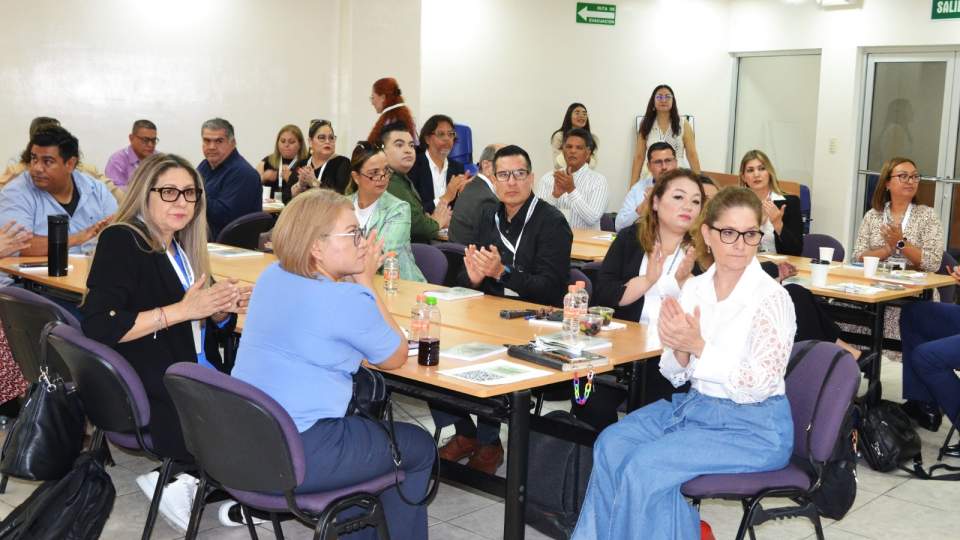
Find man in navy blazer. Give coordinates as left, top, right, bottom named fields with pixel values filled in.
left=408, top=114, right=471, bottom=213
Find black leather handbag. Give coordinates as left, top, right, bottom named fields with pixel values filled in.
left=0, top=323, right=85, bottom=481
left=348, top=364, right=389, bottom=420
left=858, top=400, right=921, bottom=473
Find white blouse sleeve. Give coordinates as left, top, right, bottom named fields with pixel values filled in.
left=727, top=289, right=796, bottom=403
left=658, top=279, right=697, bottom=387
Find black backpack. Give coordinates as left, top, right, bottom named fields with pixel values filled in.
left=787, top=341, right=859, bottom=520
left=525, top=410, right=594, bottom=539
left=859, top=400, right=960, bottom=481
left=0, top=451, right=115, bottom=539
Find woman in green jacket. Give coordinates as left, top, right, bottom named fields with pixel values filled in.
left=348, top=142, right=426, bottom=282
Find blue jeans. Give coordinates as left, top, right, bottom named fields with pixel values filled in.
left=572, top=390, right=793, bottom=540
left=900, top=302, right=960, bottom=425
left=298, top=416, right=435, bottom=540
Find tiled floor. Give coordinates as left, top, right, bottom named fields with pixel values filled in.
left=0, top=355, right=956, bottom=539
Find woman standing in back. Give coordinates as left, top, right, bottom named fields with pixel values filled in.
left=367, top=77, right=418, bottom=145
left=550, top=103, right=598, bottom=169
left=629, top=85, right=701, bottom=185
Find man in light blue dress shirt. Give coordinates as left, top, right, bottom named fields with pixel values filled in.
left=0, top=126, right=117, bottom=255
left=614, top=142, right=678, bottom=231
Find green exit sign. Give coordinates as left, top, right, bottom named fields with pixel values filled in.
left=576, top=2, right=616, bottom=25
left=932, top=0, right=960, bottom=19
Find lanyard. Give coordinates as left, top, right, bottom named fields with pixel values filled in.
left=494, top=197, right=538, bottom=258
left=166, top=240, right=203, bottom=354
left=885, top=202, right=912, bottom=231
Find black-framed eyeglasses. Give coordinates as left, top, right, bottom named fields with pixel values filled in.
left=136, top=136, right=159, bottom=145
left=890, top=172, right=920, bottom=184
left=708, top=225, right=764, bottom=246
left=358, top=167, right=393, bottom=182
left=494, top=169, right=530, bottom=183
left=150, top=187, right=202, bottom=203
left=322, top=227, right=367, bottom=247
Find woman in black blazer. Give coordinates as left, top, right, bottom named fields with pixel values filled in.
left=577, top=169, right=705, bottom=430
left=81, top=153, right=249, bottom=531
left=739, top=149, right=803, bottom=255
left=284, top=120, right=351, bottom=200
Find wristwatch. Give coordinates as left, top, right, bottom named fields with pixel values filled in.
left=896, top=238, right=906, bottom=251
left=498, top=265, right=512, bottom=283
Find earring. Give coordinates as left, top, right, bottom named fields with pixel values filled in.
left=707, top=245, right=712, bottom=254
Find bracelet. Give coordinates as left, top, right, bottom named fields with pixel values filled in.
left=152, top=308, right=162, bottom=340
left=158, top=307, right=169, bottom=331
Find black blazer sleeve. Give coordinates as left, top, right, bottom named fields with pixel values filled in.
left=82, top=225, right=143, bottom=344
left=593, top=225, right=646, bottom=321
left=409, top=151, right=434, bottom=212
left=774, top=195, right=803, bottom=256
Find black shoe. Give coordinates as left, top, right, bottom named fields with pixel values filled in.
left=900, top=400, right=942, bottom=432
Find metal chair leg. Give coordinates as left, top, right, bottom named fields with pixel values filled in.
left=938, top=425, right=957, bottom=461
left=0, top=474, right=7, bottom=494
left=184, top=475, right=208, bottom=540
left=241, top=505, right=260, bottom=539
left=141, top=458, right=174, bottom=540
left=269, top=512, right=284, bottom=539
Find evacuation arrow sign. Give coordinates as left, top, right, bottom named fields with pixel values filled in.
left=576, top=2, right=616, bottom=25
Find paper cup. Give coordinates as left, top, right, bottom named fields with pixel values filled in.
left=819, top=247, right=835, bottom=262
left=262, top=186, right=272, bottom=202
left=810, top=261, right=830, bottom=287
left=863, top=256, right=879, bottom=278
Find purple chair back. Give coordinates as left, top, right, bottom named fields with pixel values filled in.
left=47, top=324, right=151, bottom=433
left=433, top=241, right=467, bottom=286
left=569, top=268, right=593, bottom=298
left=216, top=211, right=276, bottom=250
left=0, top=286, right=81, bottom=382
left=163, top=362, right=306, bottom=492
left=801, top=234, right=845, bottom=262
left=411, top=243, right=448, bottom=285
left=600, top=213, right=616, bottom=232
left=786, top=341, right=859, bottom=462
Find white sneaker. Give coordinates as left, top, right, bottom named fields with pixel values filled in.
left=218, top=501, right=266, bottom=527
left=135, top=471, right=159, bottom=502
left=157, top=473, right=198, bottom=532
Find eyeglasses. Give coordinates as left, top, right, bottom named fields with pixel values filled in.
left=890, top=172, right=920, bottom=184
left=655, top=94, right=674, bottom=101
left=150, top=187, right=202, bottom=203
left=323, top=227, right=366, bottom=247
left=358, top=167, right=393, bottom=181
left=314, top=135, right=336, bottom=143
left=494, top=169, right=530, bottom=183
left=433, top=130, right=457, bottom=140
left=709, top=225, right=764, bottom=246
left=136, top=136, right=159, bottom=145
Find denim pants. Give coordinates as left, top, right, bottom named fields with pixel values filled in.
left=298, top=416, right=435, bottom=540
left=572, top=390, right=793, bottom=540
left=900, top=301, right=960, bottom=425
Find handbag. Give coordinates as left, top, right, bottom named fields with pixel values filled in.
left=858, top=400, right=921, bottom=473
left=0, top=322, right=85, bottom=481
left=347, top=364, right=439, bottom=506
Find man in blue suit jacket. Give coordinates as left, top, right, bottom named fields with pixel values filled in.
left=196, top=118, right=262, bottom=239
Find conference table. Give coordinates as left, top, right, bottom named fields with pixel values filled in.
left=757, top=253, right=955, bottom=403
left=570, top=228, right=615, bottom=262
left=0, top=247, right=659, bottom=540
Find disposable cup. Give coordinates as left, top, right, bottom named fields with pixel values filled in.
left=863, top=256, right=880, bottom=278
left=810, top=260, right=830, bottom=287
left=819, top=247, right=835, bottom=262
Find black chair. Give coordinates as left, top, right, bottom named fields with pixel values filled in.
left=434, top=242, right=467, bottom=286
left=0, top=286, right=80, bottom=384
left=801, top=233, right=845, bottom=262
left=164, top=362, right=398, bottom=540
left=600, top=212, right=617, bottom=232
left=216, top=212, right=276, bottom=251
left=937, top=251, right=957, bottom=304
left=569, top=267, right=593, bottom=297
left=46, top=324, right=188, bottom=540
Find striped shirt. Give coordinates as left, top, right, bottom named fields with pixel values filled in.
left=534, top=164, right=609, bottom=230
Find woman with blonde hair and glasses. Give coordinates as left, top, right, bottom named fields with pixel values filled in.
left=232, top=189, right=435, bottom=540
left=347, top=142, right=425, bottom=282
left=574, top=187, right=795, bottom=539
left=739, top=149, right=803, bottom=256
left=257, top=124, right=308, bottom=200
left=81, top=152, right=250, bottom=531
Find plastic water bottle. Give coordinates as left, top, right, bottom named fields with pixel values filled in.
left=410, top=294, right=428, bottom=341
left=383, top=251, right=399, bottom=293
left=563, top=284, right=580, bottom=340
left=418, top=296, right=441, bottom=366
left=575, top=280, right=589, bottom=318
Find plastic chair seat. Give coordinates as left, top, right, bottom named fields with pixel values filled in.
left=681, top=463, right=811, bottom=499
left=105, top=431, right=153, bottom=452
left=225, top=471, right=402, bottom=513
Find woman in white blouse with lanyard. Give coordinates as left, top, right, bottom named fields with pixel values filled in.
left=740, top=149, right=804, bottom=256
left=573, top=187, right=796, bottom=540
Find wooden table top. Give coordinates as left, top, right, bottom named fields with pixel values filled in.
left=571, top=228, right=616, bottom=247
left=758, top=254, right=955, bottom=303
left=570, top=242, right=609, bottom=262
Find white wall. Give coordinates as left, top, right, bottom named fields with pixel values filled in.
left=727, top=0, right=960, bottom=244
left=420, top=0, right=733, bottom=214
left=0, top=0, right=420, bottom=171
